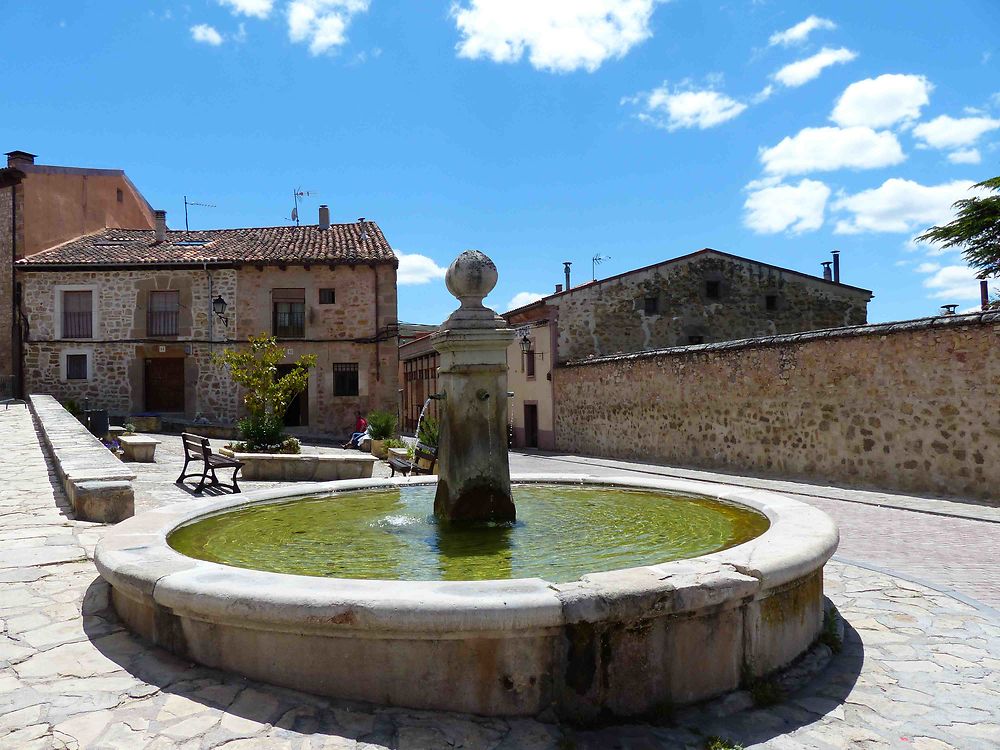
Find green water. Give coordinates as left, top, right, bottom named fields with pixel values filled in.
left=168, top=484, right=769, bottom=583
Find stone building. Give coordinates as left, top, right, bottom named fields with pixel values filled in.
left=16, top=209, right=399, bottom=436
left=0, top=150, right=155, bottom=394
left=399, top=331, right=439, bottom=434
left=502, top=248, right=873, bottom=449
left=507, top=249, right=873, bottom=362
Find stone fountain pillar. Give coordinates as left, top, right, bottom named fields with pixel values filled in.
left=431, top=250, right=516, bottom=523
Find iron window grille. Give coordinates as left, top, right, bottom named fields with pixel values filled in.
left=333, top=363, right=359, bottom=397
left=62, top=291, right=93, bottom=339
left=66, top=354, right=88, bottom=380
left=148, top=290, right=180, bottom=336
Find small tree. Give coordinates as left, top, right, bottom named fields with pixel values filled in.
left=216, top=334, right=316, bottom=452
left=916, top=176, right=1000, bottom=279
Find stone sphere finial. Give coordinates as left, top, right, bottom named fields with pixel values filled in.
left=445, top=250, right=498, bottom=308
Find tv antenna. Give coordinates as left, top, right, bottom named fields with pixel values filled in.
left=592, top=253, right=610, bottom=281
left=183, top=196, right=216, bottom=231
left=289, top=188, right=316, bottom=226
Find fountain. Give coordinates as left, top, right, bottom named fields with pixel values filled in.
left=431, top=250, right=516, bottom=523
left=96, top=250, right=839, bottom=721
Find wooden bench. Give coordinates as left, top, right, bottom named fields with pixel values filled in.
left=389, top=443, right=437, bottom=478
left=176, top=432, right=244, bottom=493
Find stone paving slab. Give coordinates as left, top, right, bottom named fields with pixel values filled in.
left=2, top=407, right=999, bottom=749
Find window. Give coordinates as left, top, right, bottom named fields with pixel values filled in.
left=644, top=296, right=659, bottom=315
left=116, top=188, right=124, bottom=203
left=705, top=281, right=721, bottom=300
left=272, top=288, right=305, bottom=338
left=65, top=354, right=88, bottom=380
left=333, top=363, right=359, bottom=397
left=62, top=291, right=93, bottom=338
left=688, top=335, right=705, bottom=345
left=765, top=294, right=778, bottom=311
left=319, top=288, right=336, bottom=304
left=148, top=290, right=180, bottom=336
left=525, top=350, right=536, bottom=378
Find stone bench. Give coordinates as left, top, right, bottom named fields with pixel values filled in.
left=29, top=394, right=136, bottom=523
left=119, top=435, right=161, bottom=463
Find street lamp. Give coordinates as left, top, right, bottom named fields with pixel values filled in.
left=519, top=332, right=532, bottom=353
left=212, top=295, right=229, bottom=326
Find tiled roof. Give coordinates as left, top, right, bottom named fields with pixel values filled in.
left=17, top=222, right=395, bottom=267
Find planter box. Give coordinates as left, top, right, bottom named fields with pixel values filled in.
left=128, top=415, right=162, bottom=433
left=120, top=435, right=161, bottom=463
left=370, top=439, right=388, bottom=460
left=219, top=448, right=376, bottom=482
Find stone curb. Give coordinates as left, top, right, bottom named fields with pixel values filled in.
left=29, top=394, right=135, bottom=524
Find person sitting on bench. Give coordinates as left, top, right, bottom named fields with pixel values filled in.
left=343, top=412, right=368, bottom=449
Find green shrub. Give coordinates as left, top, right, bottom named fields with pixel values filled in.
left=417, top=415, right=439, bottom=448
left=384, top=438, right=406, bottom=450
left=278, top=436, right=301, bottom=455
left=366, top=410, right=397, bottom=440
left=236, top=414, right=286, bottom=453
left=705, top=737, right=743, bottom=750
left=123, top=422, right=137, bottom=436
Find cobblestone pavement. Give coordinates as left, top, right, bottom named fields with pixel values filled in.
left=2, top=407, right=999, bottom=749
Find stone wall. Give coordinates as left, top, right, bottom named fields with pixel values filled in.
left=0, top=183, right=15, bottom=379
left=546, top=252, right=871, bottom=362
left=554, top=313, right=1000, bottom=500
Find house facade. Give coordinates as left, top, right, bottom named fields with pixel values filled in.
left=16, top=210, right=398, bottom=436
left=0, top=150, right=154, bottom=394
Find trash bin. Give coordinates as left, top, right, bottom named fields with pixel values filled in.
left=86, top=409, right=110, bottom=438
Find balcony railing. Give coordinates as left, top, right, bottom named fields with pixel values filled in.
left=62, top=312, right=92, bottom=339
left=147, top=310, right=179, bottom=337
left=274, top=311, right=305, bottom=339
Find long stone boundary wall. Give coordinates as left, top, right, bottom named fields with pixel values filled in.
left=554, top=312, right=1000, bottom=501
left=30, top=394, right=135, bottom=523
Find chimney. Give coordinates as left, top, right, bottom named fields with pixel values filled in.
left=981, top=278, right=990, bottom=310
left=831, top=250, right=841, bottom=283
left=358, top=217, right=368, bottom=241
left=563, top=261, right=572, bottom=291
left=821, top=261, right=833, bottom=282
left=154, top=210, right=167, bottom=243
left=5, top=150, right=36, bottom=168
left=941, top=304, right=959, bottom=316
left=318, top=204, right=330, bottom=230
left=555, top=283, right=563, bottom=293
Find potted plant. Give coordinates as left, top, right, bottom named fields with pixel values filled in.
left=366, top=410, right=397, bottom=459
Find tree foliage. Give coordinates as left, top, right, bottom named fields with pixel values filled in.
left=216, top=334, right=316, bottom=419
left=916, top=177, right=1000, bottom=277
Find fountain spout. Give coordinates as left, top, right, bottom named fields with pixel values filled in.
left=428, top=392, right=446, bottom=400
left=431, top=250, right=516, bottom=523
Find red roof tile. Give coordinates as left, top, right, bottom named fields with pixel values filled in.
left=17, top=222, right=395, bottom=268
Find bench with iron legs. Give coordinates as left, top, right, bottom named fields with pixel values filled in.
left=388, top=443, right=437, bottom=478
left=176, top=432, right=244, bottom=493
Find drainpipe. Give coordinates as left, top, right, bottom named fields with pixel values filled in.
left=205, top=262, right=213, bottom=343
left=11, top=181, right=21, bottom=399
left=373, top=264, right=380, bottom=383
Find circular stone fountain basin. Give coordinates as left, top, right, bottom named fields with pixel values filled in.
left=95, top=475, right=838, bottom=721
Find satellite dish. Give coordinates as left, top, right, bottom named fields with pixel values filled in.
left=291, top=207, right=298, bottom=222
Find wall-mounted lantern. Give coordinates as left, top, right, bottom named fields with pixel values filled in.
left=212, top=295, right=229, bottom=327
left=519, top=332, right=532, bottom=353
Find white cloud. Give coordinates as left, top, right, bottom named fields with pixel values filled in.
left=191, top=24, right=224, bottom=46
left=831, top=74, right=933, bottom=129
left=832, top=178, right=974, bottom=234
left=948, top=148, right=982, bottom=165
left=451, top=0, right=663, bottom=73
left=768, top=15, right=836, bottom=47
left=916, top=262, right=941, bottom=273
left=288, top=0, right=369, bottom=55
left=743, top=178, right=830, bottom=234
left=507, top=291, right=546, bottom=311
left=218, top=0, right=273, bottom=18
left=760, top=126, right=905, bottom=175
left=396, top=251, right=447, bottom=285
left=913, top=115, right=1000, bottom=150
left=773, top=47, right=857, bottom=88
left=921, top=264, right=985, bottom=301
left=630, top=83, right=747, bottom=131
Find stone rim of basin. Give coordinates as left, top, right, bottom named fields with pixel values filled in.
left=95, top=473, right=838, bottom=632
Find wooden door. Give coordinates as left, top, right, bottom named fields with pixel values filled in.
left=277, top=365, right=308, bottom=427
left=524, top=404, right=539, bottom=449
left=145, top=358, right=185, bottom=413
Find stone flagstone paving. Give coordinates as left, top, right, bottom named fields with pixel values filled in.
left=2, top=406, right=999, bottom=749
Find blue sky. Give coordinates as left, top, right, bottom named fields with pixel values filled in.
left=4, top=0, right=999, bottom=324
